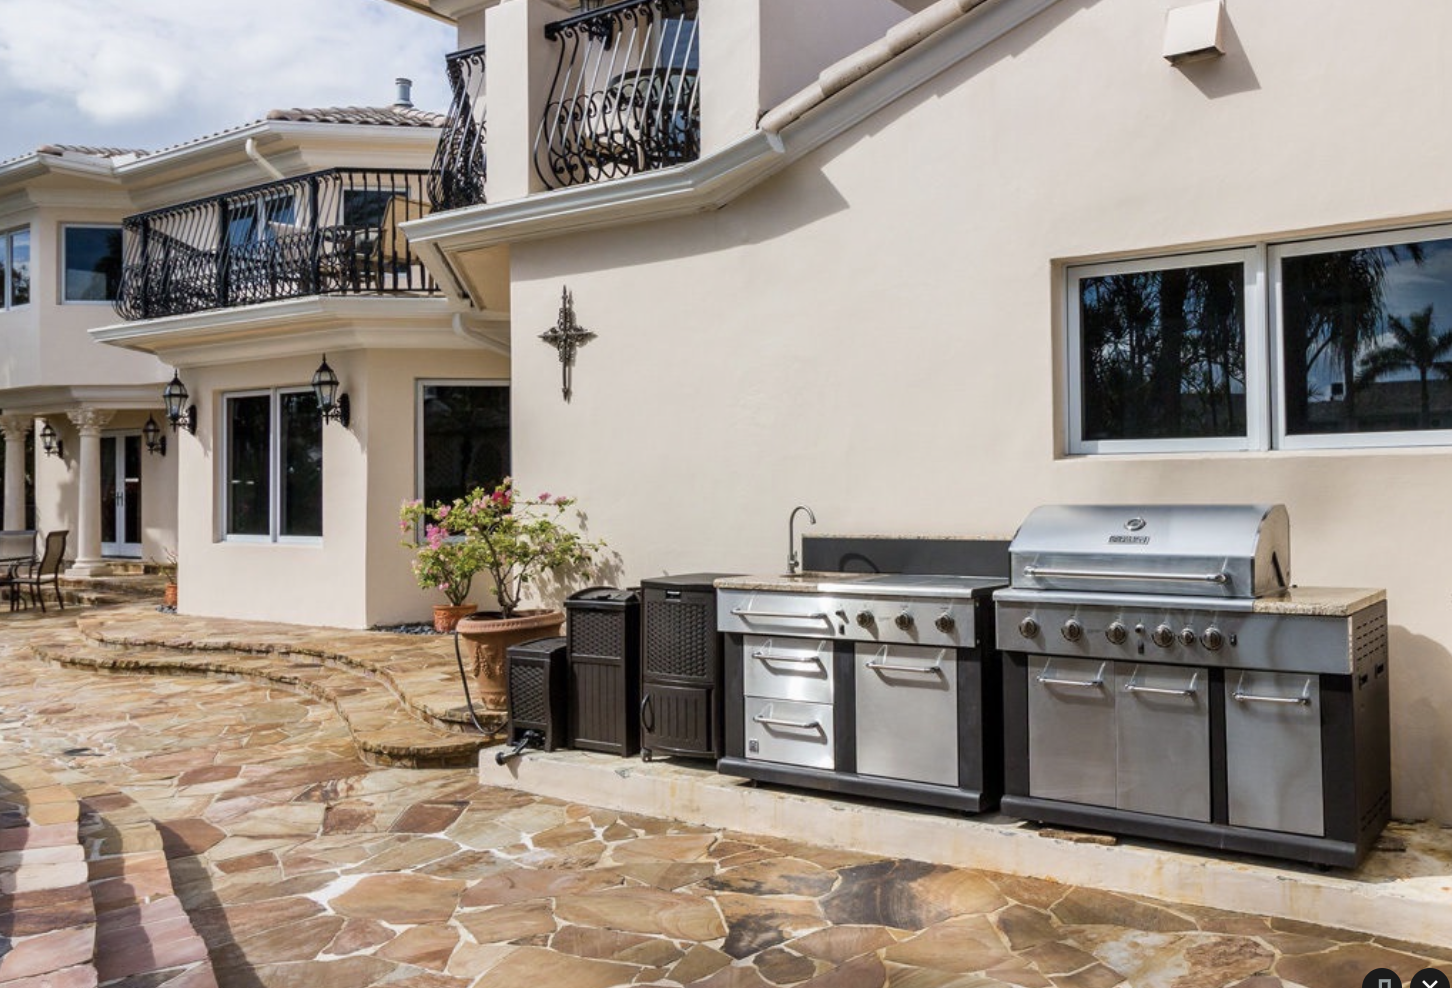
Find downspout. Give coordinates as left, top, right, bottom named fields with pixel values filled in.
left=453, top=312, right=511, bottom=356
left=244, top=138, right=285, bottom=181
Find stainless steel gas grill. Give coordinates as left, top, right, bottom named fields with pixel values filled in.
left=716, top=569, right=1006, bottom=812
left=995, top=504, right=1391, bottom=867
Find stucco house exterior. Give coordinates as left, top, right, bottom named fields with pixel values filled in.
left=378, top=0, right=1452, bottom=827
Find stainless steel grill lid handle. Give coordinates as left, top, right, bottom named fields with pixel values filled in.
left=1022, top=565, right=1228, bottom=585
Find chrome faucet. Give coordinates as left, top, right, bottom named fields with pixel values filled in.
left=787, top=505, right=816, bottom=575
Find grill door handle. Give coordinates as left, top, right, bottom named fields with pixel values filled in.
left=1232, top=676, right=1313, bottom=706
left=752, top=710, right=822, bottom=732
left=1022, top=565, right=1228, bottom=585
left=731, top=607, right=831, bottom=624
left=865, top=648, right=945, bottom=676
left=751, top=648, right=826, bottom=666
left=1035, top=661, right=1107, bottom=690
left=1124, top=670, right=1199, bottom=697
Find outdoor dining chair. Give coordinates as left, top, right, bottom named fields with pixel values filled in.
left=0, top=529, right=37, bottom=612
left=17, top=530, right=68, bottom=613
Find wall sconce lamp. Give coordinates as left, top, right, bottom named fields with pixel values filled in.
left=311, top=355, right=350, bottom=428
left=142, top=414, right=167, bottom=456
left=162, top=370, right=197, bottom=435
left=539, top=287, right=595, bottom=402
left=39, top=421, right=63, bottom=459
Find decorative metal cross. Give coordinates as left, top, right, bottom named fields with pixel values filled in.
left=539, top=286, right=596, bottom=402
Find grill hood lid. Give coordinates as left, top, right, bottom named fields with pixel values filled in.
left=1009, top=504, right=1290, bottom=599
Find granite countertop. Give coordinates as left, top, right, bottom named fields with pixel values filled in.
left=1251, top=587, right=1386, bottom=616
left=714, top=572, right=868, bottom=593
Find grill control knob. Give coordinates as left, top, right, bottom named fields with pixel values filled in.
left=1201, top=627, right=1225, bottom=651
left=1018, top=617, right=1040, bottom=638
left=1105, top=622, right=1128, bottom=645
left=1178, top=627, right=1197, bottom=647
left=1151, top=624, right=1175, bottom=648
left=934, top=612, right=956, bottom=634
left=855, top=611, right=875, bottom=629
left=1060, top=619, right=1084, bottom=643
left=894, top=610, right=915, bottom=631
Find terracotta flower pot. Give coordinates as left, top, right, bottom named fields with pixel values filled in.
left=432, top=603, right=477, bottom=633
left=456, top=609, right=566, bottom=711
left=163, top=583, right=178, bottom=608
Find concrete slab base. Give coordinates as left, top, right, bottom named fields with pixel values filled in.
left=480, top=745, right=1452, bottom=950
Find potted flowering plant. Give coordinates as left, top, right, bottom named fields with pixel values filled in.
left=399, top=499, right=485, bottom=630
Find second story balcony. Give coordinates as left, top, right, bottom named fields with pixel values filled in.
left=115, top=168, right=437, bottom=321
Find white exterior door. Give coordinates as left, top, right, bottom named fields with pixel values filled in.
left=101, top=434, right=142, bottom=558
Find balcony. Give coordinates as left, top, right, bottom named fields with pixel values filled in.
left=535, top=0, right=700, bottom=190
left=428, top=45, right=488, bottom=212
left=115, top=168, right=437, bottom=321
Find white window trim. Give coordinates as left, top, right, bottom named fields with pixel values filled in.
left=1, top=227, right=31, bottom=312
left=220, top=386, right=323, bottom=544
left=414, top=378, right=510, bottom=502
left=1065, top=247, right=1266, bottom=456
left=59, top=223, right=123, bottom=306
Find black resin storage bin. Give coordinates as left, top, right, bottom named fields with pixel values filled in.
left=565, top=587, right=641, bottom=756
left=639, top=573, right=739, bottom=762
left=504, top=636, right=569, bottom=751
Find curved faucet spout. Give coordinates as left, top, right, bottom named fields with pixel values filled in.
left=788, top=505, right=817, bottom=575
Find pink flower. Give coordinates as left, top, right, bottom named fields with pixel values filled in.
left=538, top=492, right=551, bottom=502
left=438, top=505, right=451, bottom=519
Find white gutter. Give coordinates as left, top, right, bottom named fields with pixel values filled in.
left=244, top=138, right=286, bottom=181
left=452, top=312, right=511, bottom=355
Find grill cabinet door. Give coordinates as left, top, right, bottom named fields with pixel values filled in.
left=1114, top=664, right=1210, bottom=821
left=641, top=683, right=716, bottom=758
left=1027, top=655, right=1116, bottom=807
left=1224, top=671, right=1324, bottom=836
left=854, top=644, right=958, bottom=786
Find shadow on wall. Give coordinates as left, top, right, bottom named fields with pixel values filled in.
left=1175, top=9, right=1261, bottom=100
left=1387, top=624, right=1452, bottom=825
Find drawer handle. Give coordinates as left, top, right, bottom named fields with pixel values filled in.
left=1036, top=661, right=1107, bottom=690
left=1124, top=670, right=1199, bottom=697
left=1232, top=676, right=1313, bottom=706
left=753, top=711, right=822, bottom=732
left=731, top=607, right=831, bottom=624
left=751, top=648, right=826, bottom=666
left=865, top=659, right=944, bottom=675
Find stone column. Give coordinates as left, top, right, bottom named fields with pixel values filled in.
left=65, top=408, right=114, bottom=578
left=0, top=415, right=29, bottom=531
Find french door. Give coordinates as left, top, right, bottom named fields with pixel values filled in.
left=101, top=434, right=142, bottom=558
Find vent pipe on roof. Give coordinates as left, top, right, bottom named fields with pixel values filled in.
left=394, top=78, right=414, bottom=109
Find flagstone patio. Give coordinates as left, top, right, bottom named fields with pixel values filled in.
left=1, top=603, right=1448, bottom=987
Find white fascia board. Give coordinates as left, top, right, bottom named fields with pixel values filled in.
left=0, top=384, right=167, bottom=415
left=91, top=295, right=473, bottom=365
left=400, top=0, right=1060, bottom=269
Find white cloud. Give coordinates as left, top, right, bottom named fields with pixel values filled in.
left=0, top=0, right=456, bottom=158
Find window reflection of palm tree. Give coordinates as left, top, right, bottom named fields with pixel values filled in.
left=1355, top=304, right=1452, bottom=428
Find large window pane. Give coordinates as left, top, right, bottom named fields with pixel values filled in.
left=8, top=230, right=29, bottom=307
left=279, top=391, right=322, bottom=537
left=421, top=384, right=510, bottom=505
left=64, top=227, right=123, bottom=302
left=226, top=395, right=271, bottom=536
left=1077, top=261, right=1246, bottom=442
left=1282, top=236, right=1452, bottom=435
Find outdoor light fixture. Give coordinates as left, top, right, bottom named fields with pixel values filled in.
left=539, top=286, right=595, bottom=402
left=142, top=414, right=167, bottom=456
left=162, top=370, right=196, bottom=434
left=311, top=355, right=350, bottom=428
left=39, top=421, right=63, bottom=459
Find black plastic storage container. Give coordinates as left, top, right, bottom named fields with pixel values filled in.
left=639, top=573, right=739, bottom=762
left=564, top=587, right=641, bottom=756
left=504, top=636, right=569, bottom=752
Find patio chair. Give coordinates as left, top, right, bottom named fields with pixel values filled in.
left=17, top=530, right=68, bottom=613
left=0, top=530, right=36, bottom=612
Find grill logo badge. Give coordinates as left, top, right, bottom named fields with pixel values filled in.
left=1111, top=517, right=1149, bottom=544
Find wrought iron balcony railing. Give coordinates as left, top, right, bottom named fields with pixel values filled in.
left=115, top=168, right=436, bottom=321
left=535, top=0, right=700, bottom=190
left=427, top=45, right=488, bottom=212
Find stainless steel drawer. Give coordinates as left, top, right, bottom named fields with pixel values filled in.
left=1225, top=671, right=1324, bottom=836
left=1027, top=655, right=1116, bottom=807
left=855, top=644, right=957, bottom=786
left=742, top=635, right=833, bottom=705
left=718, top=590, right=841, bottom=638
left=744, top=697, right=834, bottom=770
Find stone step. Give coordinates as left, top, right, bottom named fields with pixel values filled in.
left=28, top=622, right=494, bottom=769
left=0, top=750, right=99, bottom=988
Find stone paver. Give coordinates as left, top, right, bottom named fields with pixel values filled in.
left=0, top=606, right=1448, bottom=987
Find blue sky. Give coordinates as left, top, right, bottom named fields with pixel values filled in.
left=0, top=0, right=456, bottom=162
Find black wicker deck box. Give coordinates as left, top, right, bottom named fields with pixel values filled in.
left=639, top=573, right=739, bottom=762
left=504, top=636, right=569, bottom=752
left=564, top=587, right=641, bottom=756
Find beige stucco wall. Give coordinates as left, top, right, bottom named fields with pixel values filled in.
left=500, top=0, right=1452, bottom=820
left=176, top=345, right=508, bottom=629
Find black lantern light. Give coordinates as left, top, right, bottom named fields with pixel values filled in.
left=142, top=414, right=167, bottom=456
left=311, top=355, right=350, bottom=428
left=39, top=420, right=63, bottom=459
left=162, top=370, right=196, bottom=434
